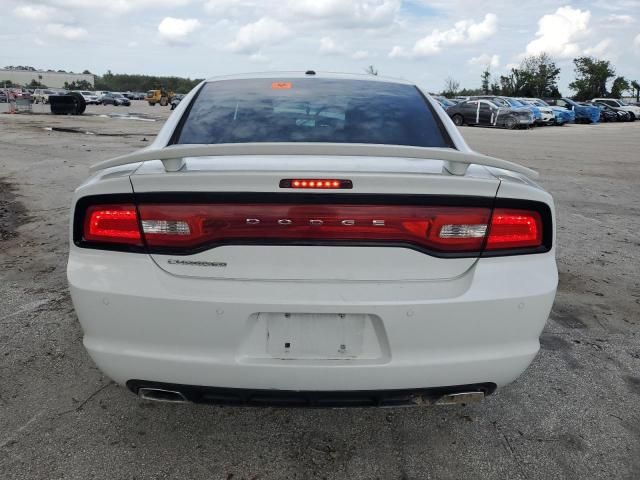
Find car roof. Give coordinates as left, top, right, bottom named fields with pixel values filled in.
left=204, top=71, right=414, bottom=86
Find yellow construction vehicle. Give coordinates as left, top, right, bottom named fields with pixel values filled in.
left=145, top=88, right=173, bottom=106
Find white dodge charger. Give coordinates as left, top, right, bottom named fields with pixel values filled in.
left=67, top=72, right=558, bottom=407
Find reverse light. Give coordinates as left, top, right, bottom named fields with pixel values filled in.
left=141, top=220, right=190, bottom=235
left=439, top=224, right=487, bottom=239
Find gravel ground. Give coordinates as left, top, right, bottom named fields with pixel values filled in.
left=0, top=102, right=639, bottom=480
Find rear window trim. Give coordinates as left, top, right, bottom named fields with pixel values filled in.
left=168, top=82, right=206, bottom=146
left=414, top=87, right=455, bottom=149
left=168, top=78, right=455, bottom=149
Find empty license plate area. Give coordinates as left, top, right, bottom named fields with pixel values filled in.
left=240, top=313, right=388, bottom=361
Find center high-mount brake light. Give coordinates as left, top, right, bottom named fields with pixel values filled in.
left=280, top=179, right=353, bottom=189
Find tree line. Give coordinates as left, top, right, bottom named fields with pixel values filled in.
left=1, top=67, right=203, bottom=94
left=440, top=54, right=640, bottom=101
left=94, top=71, right=203, bottom=93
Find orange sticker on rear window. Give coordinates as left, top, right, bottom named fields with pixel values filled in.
left=272, top=82, right=292, bottom=90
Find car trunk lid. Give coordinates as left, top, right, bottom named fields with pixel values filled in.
left=129, top=155, right=500, bottom=281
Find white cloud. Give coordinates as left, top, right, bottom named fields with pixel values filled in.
left=525, top=6, right=591, bottom=58
left=319, top=36, right=345, bottom=55
left=395, top=13, right=498, bottom=58
left=288, top=0, right=400, bottom=27
left=388, top=45, right=407, bottom=58
left=468, top=53, right=500, bottom=68
left=227, top=17, right=291, bottom=54
left=158, top=17, right=201, bottom=45
left=204, top=0, right=256, bottom=16
left=249, top=52, right=269, bottom=62
left=352, top=50, right=370, bottom=60
left=249, top=52, right=271, bottom=63
left=4, top=0, right=639, bottom=97
left=465, top=14, right=498, bottom=42
left=44, top=23, right=88, bottom=40
left=584, top=38, right=612, bottom=56
left=14, top=5, right=59, bottom=21
left=50, top=0, right=191, bottom=14
left=605, top=14, right=634, bottom=24
left=201, top=0, right=401, bottom=28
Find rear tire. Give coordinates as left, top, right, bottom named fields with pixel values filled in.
left=452, top=114, right=464, bottom=126
left=504, top=116, right=518, bottom=130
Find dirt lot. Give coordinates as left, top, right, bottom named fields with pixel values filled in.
left=1, top=102, right=639, bottom=480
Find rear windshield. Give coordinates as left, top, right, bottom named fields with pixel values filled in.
left=174, top=78, right=452, bottom=148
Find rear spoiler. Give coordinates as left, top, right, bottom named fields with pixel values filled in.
left=89, top=143, right=539, bottom=179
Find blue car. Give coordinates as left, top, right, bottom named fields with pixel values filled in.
left=529, top=98, right=575, bottom=125
left=544, top=98, right=600, bottom=123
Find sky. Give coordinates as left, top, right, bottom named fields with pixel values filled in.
left=1, top=0, right=639, bottom=94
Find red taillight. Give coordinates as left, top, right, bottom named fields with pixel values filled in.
left=78, top=201, right=547, bottom=255
left=137, top=204, right=491, bottom=252
left=486, top=209, right=542, bottom=250
left=280, top=179, right=353, bottom=189
left=83, top=204, right=142, bottom=245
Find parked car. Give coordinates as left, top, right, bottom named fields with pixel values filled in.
left=0, top=90, right=7, bottom=103
left=526, top=98, right=575, bottom=125
left=100, top=92, right=131, bottom=106
left=591, top=98, right=639, bottom=120
left=74, top=90, right=100, bottom=105
left=123, top=92, right=145, bottom=100
left=170, top=93, right=185, bottom=110
left=472, top=96, right=543, bottom=125
left=68, top=72, right=557, bottom=407
left=33, top=89, right=59, bottom=104
left=590, top=102, right=632, bottom=122
left=447, top=99, right=535, bottom=129
left=587, top=103, right=618, bottom=122
left=517, top=98, right=555, bottom=125
left=94, top=91, right=109, bottom=100
left=543, top=98, right=600, bottom=123
left=432, top=96, right=457, bottom=109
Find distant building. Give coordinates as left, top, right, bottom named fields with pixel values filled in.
left=0, top=69, right=95, bottom=88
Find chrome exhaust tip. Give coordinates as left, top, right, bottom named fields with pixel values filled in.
left=435, top=391, right=485, bottom=406
left=138, top=387, right=189, bottom=403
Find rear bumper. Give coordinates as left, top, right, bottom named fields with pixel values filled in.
left=68, top=250, right=557, bottom=392
left=127, top=380, right=496, bottom=407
